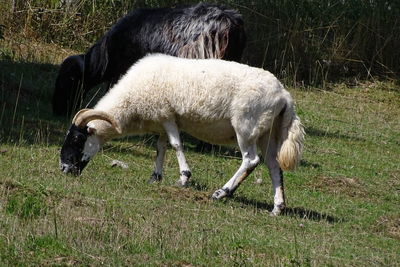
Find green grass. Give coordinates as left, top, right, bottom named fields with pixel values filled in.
left=1, top=40, right=399, bottom=266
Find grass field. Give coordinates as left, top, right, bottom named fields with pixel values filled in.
left=1, top=41, right=400, bottom=265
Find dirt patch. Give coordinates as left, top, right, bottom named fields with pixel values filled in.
left=0, top=179, right=22, bottom=192
left=158, top=186, right=211, bottom=204
left=43, top=256, right=81, bottom=266
left=308, top=175, right=368, bottom=198
left=375, top=215, right=400, bottom=240
left=160, top=262, right=196, bottom=267
left=56, top=196, right=107, bottom=228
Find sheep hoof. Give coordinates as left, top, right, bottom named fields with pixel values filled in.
left=211, top=188, right=229, bottom=200
left=176, top=170, right=191, bottom=187
left=270, top=204, right=285, bottom=216
left=148, top=172, right=162, bottom=183
left=175, top=179, right=188, bottom=187
left=270, top=209, right=281, bottom=216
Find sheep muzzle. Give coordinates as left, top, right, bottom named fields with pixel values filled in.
left=59, top=124, right=91, bottom=175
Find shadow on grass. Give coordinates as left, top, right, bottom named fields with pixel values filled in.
left=189, top=181, right=211, bottom=192
left=186, top=181, right=342, bottom=223
left=232, top=196, right=343, bottom=223
left=307, top=126, right=365, bottom=142
left=0, top=59, right=68, bottom=145
left=281, top=206, right=343, bottom=223
left=300, top=159, right=320, bottom=169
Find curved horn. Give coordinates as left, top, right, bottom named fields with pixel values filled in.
left=72, top=109, right=122, bottom=134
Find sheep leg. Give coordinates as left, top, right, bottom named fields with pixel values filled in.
left=163, top=121, right=191, bottom=187
left=262, top=135, right=286, bottom=216
left=212, top=137, right=260, bottom=199
left=269, top=167, right=285, bottom=216
left=148, top=135, right=168, bottom=183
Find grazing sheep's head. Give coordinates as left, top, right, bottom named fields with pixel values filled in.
left=52, top=54, right=85, bottom=116
left=60, top=124, right=95, bottom=175
left=60, top=109, right=122, bottom=175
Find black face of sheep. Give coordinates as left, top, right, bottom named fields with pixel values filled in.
left=60, top=124, right=90, bottom=175
left=60, top=109, right=120, bottom=175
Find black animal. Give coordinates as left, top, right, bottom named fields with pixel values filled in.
left=53, top=3, right=246, bottom=116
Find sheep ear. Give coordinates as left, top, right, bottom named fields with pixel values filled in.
left=72, top=109, right=122, bottom=134
left=87, top=126, right=97, bottom=135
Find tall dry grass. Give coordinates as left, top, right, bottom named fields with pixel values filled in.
left=238, top=0, right=400, bottom=85
left=1, top=0, right=399, bottom=85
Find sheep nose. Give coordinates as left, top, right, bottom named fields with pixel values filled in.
left=60, top=163, right=70, bottom=173
left=61, top=165, right=67, bottom=173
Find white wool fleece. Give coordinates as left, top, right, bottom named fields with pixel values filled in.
left=93, top=54, right=289, bottom=144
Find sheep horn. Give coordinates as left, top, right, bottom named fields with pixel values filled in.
left=72, top=109, right=122, bottom=134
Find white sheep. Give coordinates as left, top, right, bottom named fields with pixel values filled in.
left=60, top=54, right=305, bottom=215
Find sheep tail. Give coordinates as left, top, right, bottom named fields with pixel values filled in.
left=276, top=104, right=305, bottom=171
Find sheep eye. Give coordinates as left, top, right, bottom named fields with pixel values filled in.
left=73, top=134, right=85, bottom=144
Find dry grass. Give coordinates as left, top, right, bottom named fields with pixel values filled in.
left=308, top=175, right=368, bottom=198
left=2, top=0, right=399, bottom=85
left=375, top=215, right=400, bottom=240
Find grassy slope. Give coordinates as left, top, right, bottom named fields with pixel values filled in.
left=0, top=41, right=399, bottom=266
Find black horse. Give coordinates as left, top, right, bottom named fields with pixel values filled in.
left=53, top=3, right=246, bottom=116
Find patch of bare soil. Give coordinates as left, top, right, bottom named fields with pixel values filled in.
left=42, top=256, right=81, bottom=266
left=308, top=175, right=368, bottom=198
left=375, top=215, right=400, bottom=240
left=158, top=186, right=210, bottom=204
left=0, top=179, right=22, bottom=192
